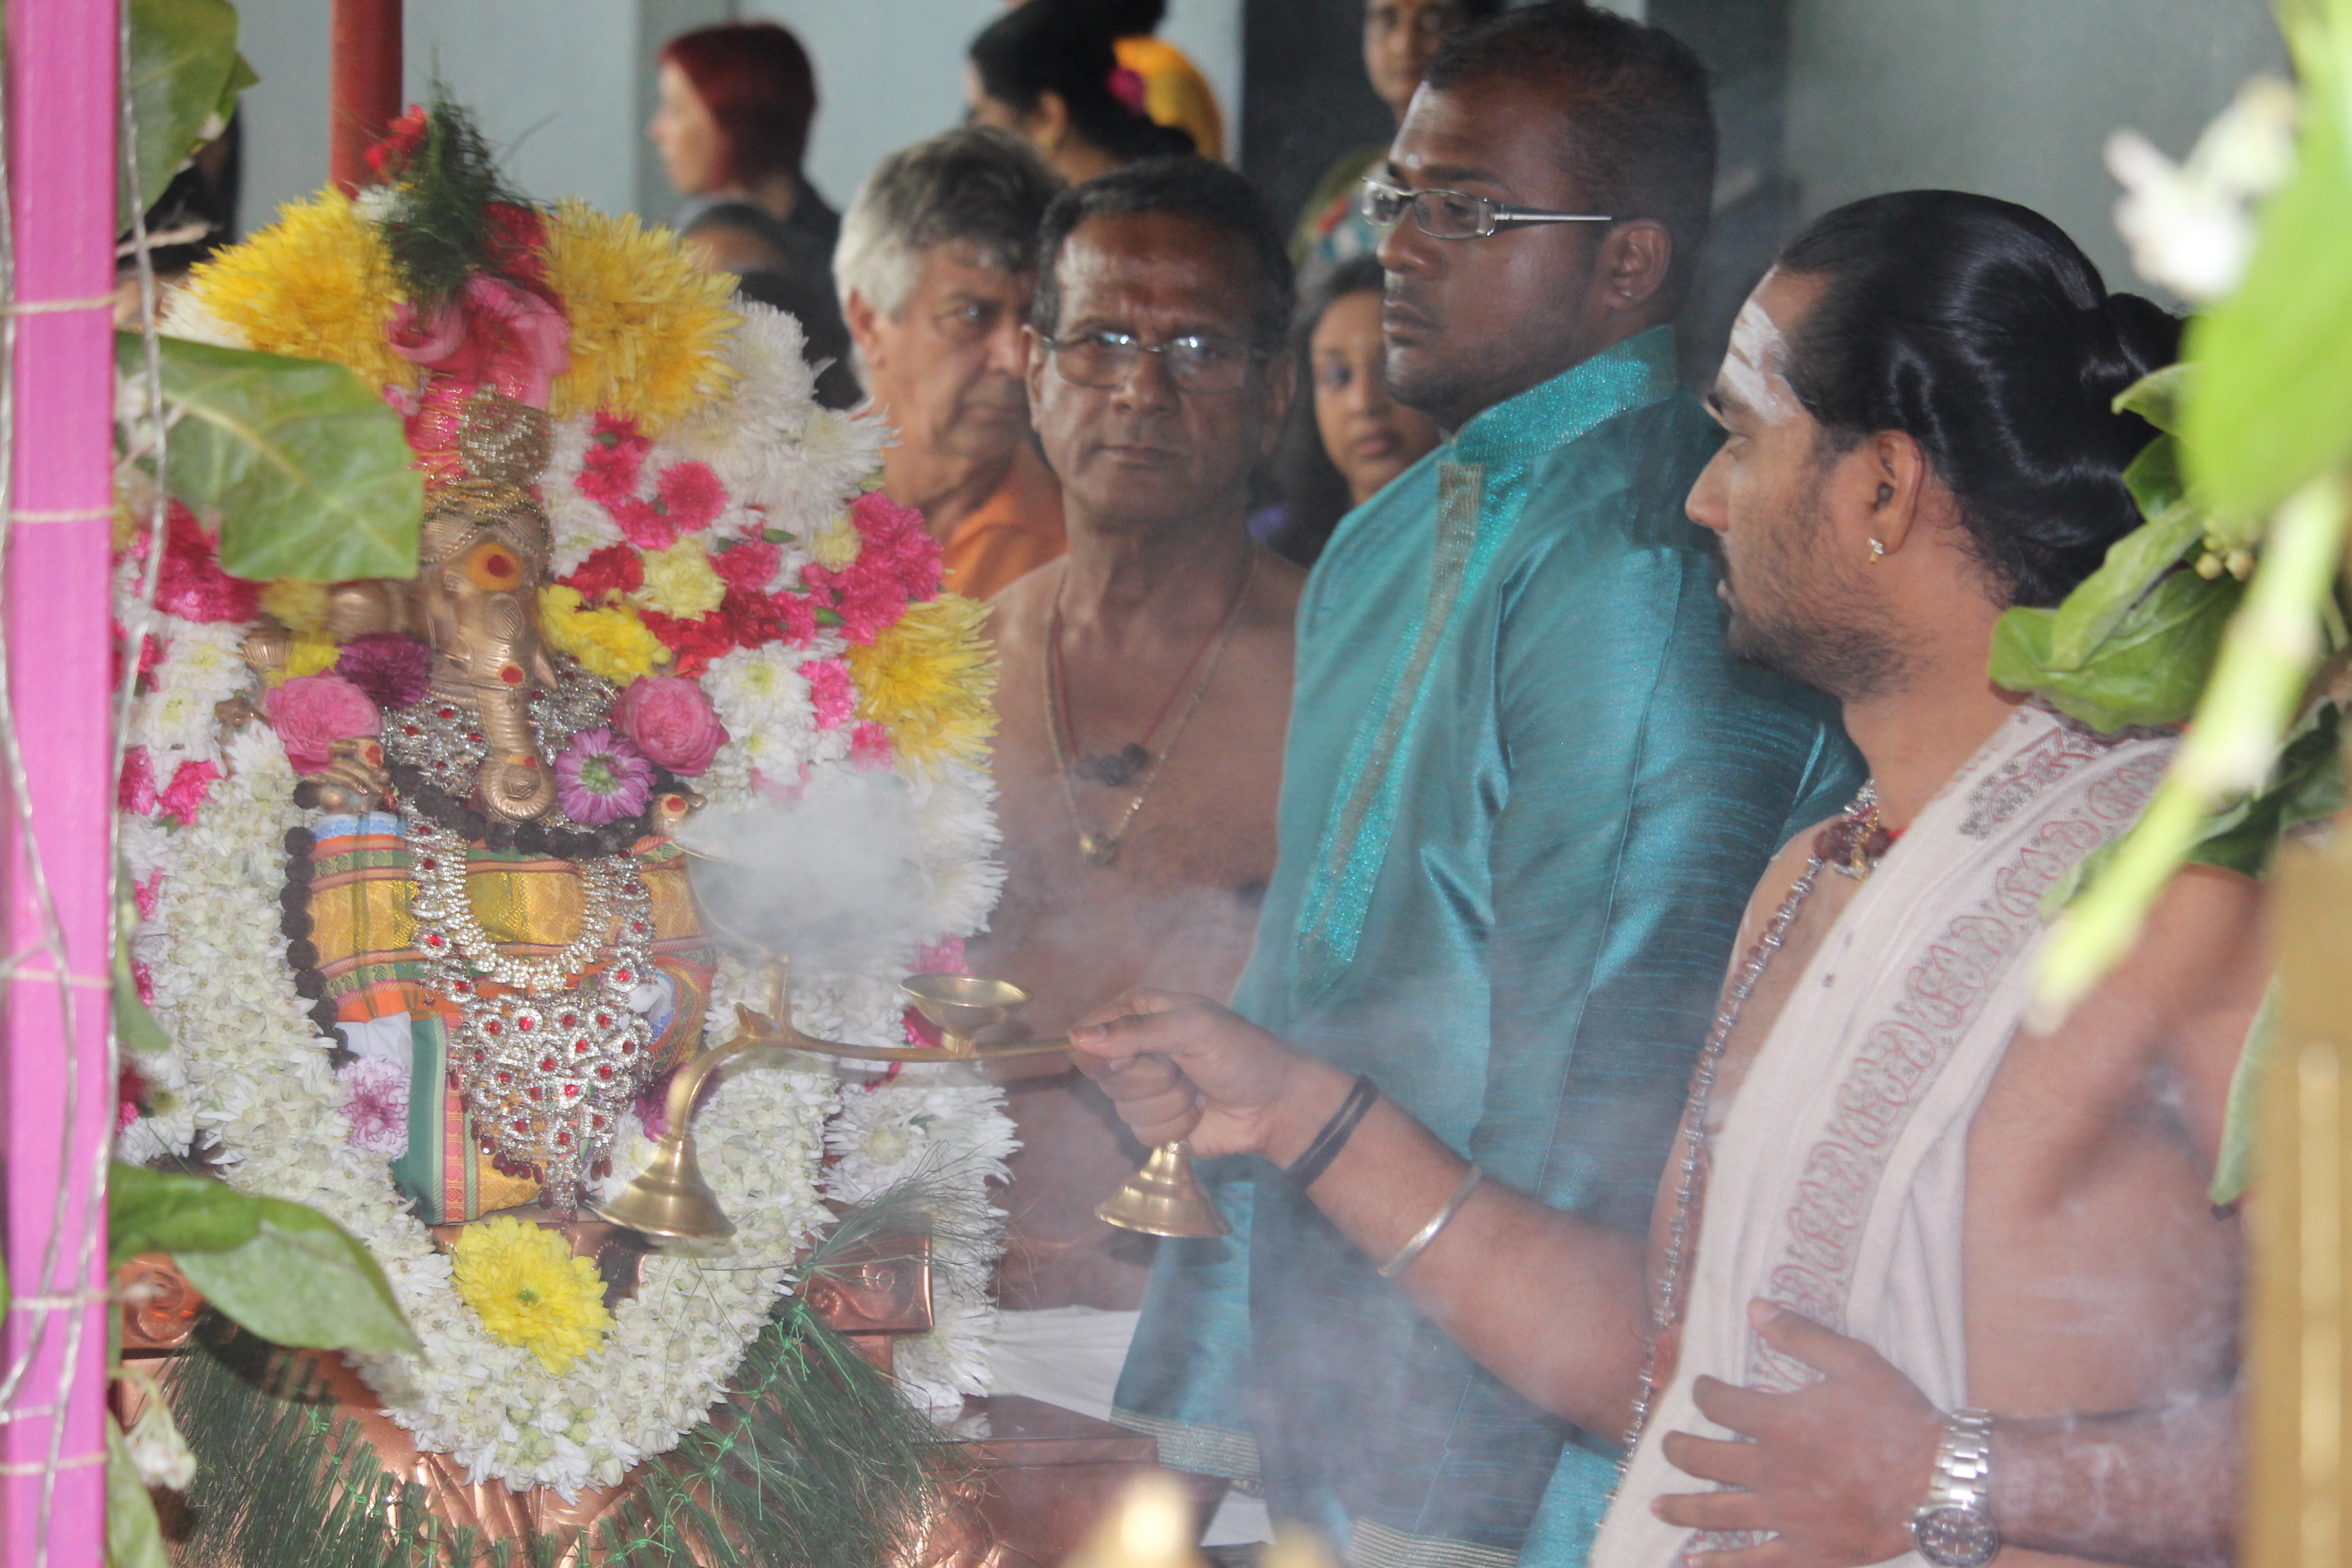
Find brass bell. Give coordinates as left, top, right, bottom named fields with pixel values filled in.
left=591, top=1115, right=733, bottom=1242
left=1097, top=1142, right=1230, bottom=1239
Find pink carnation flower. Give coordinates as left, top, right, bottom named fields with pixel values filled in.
left=340, top=1055, right=410, bottom=1156
left=612, top=676, right=727, bottom=776
left=804, top=657, right=855, bottom=730
left=851, top=491, right=945, bottom=600
left=118, top=746, right=157, bottom=815
left=158, top=760, right=220, bottom=826
left=554, top=726, right=654, bottom=824
left=336, top=634, right=434, bottom=709
left=849, top=721, right=895, bottom=772
left=267, top=674, right=382, bottom=774
left=657, top=461, right=725, bottom=533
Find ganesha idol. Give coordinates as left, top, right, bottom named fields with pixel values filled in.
left=245, top=389, right=715, bottom=1224
left=116, top=101, right=1028, bottom=1563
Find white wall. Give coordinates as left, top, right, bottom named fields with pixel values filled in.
left=405, top=0, right=643, bottom=216
left=231, top=0, right=329, bottom=233
left=1785, top=0, right=2288, bottom=292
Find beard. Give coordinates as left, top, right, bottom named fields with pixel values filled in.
left=1713, top=483, right=1915, bottom=704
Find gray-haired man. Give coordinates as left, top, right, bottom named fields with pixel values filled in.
left=835, top=126, right=1066, bottom=600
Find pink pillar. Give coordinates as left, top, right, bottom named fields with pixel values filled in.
left=1, top=0, right=117, bottom=1560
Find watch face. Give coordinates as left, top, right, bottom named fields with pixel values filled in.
left=1912, top=1506, right=2001, bottom=1568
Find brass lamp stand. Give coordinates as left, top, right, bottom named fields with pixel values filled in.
left=595, top=962, right=1227, bottom=1243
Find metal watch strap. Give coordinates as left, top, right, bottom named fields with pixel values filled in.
left=1910, top=1408, right=2000, bottom=1567
left=1923, top=1408, right=1995, bottom=1509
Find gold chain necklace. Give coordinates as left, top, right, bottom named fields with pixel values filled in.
left=1042, top=551, right=1257, bottom=867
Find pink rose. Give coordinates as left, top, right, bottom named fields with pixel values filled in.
left=267, top=674, right=382, bottom=774
left=612, top=676, right=728, bottom=777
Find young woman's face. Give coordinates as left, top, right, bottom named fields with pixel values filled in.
left=1311, top=288, right=1441, bottom=506
left=650, top=61, right=725, bottom=195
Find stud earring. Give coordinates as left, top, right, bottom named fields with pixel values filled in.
left=1868, top=538, right=1886, bottom=562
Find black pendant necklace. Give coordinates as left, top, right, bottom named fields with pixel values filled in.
left=1077, top=742, right=1152, bottom=787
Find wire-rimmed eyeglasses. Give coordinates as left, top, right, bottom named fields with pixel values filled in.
left=1360, top=176, right=1614, bottom=240
left=1045, top=329, right=1267, bottom=395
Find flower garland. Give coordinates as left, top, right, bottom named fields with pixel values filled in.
left=118, top=180, right=1016, bottom=1494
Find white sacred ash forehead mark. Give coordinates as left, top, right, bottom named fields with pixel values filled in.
left=1722, top=295, right=1799, bottom=424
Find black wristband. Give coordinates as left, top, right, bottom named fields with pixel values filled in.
left=1284, top=1073, right=1378, bottom=1190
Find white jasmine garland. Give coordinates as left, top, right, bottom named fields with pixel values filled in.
left=120, top=656, right=1015, bottom=1490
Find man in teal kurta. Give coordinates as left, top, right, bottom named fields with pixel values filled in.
left=1109, top=10, right=1863, bottom=1565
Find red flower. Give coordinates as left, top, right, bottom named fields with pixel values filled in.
left=576, top=414, right=652, bottom=508
left=656, top=461, right=725, bottom=534
left=638, top=609, right=736, bottom=679
left=717, top=586, right=785, bottom=650
left=154, top=503, right=261, bottom=623
left=483, top=202, right=550, bottom=290
left=712, top=539, right=781, bottom=593
left=561, top=545, right=645, bottom=605
left=365, top=105, right=431, bottom=182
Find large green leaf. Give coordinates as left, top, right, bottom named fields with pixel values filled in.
left=122, top=0, right=248, bottom=224
left=109, top=1163, right=258, bottom=1267
left=174, top=1200, right=417, bottom=1354
left=105, top=1415, right=170, bottom=1568
left=124, top=334, right=423, bottom=583
left=1991, top=567, right=2242, bottom=732
left=2180, top=10, right=2352, bottom=519
left=108, top=1164, right=416, bottom=1352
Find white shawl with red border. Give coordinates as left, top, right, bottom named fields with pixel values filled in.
left=1591, top=705, right=2174, bottom=1568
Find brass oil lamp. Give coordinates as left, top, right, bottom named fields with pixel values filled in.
left=597, top=858, right=1228, bottom=1244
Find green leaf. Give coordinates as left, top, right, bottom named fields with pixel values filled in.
left=2113, top=363, right=2188, bottom=435
left=2036, top=501, right=2210, bottom=672
left=2180, top=19, right=2352, bottom=519
left=174, top=1200, right=417, bottom=1354
left=122, top=0, right=244, bottom=224
left=109, top=1163, right=259, bottom=1267
left=1991, top=568, right=2242, bottom=731
left=2187, top=702, right=2347, bottom=875
left=124, top=334, right=423, bottom=582
left=105, top=1415, right=171, bottom=1568
left=2121, top=431, right=2187, bottom=521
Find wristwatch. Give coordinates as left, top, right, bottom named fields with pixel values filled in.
left=1910, top=1408, right=2002, bottom=1567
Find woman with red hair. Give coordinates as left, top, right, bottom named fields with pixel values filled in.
left=650, top=21, right=857, bottom=406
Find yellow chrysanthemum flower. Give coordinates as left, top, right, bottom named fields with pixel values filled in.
left=260, top=578, right=331, bottom=636
left=450, top=1215, right=612, bottom=1374
left=185, top=192, right=412, bottom=393
left=540, top=201, right=738, bottom=434
left=538, top=585, right=668, bottom=685
left=636, top=536, right=725, bottom=619
left=846, top=593, right=998, bottom=774
left=284, top=636, right=342, bottom=679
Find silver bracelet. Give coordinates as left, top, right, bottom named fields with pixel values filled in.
left=1379, top=1164, right=1484, bottom=1279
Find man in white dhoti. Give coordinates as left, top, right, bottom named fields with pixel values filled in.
left=1066, top=189, right=2261, bottom=1568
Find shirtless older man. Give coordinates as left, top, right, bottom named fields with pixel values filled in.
left=1070, top=191, right=2257, bottom=1568
left=970, top=159, right=1301, bottom=1424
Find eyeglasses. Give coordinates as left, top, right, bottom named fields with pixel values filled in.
left=1360, top=177, right=1614, bottom=240
left=1047, top=329, right=1266, bottom=395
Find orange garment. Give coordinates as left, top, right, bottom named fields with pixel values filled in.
left=941, top=442, right=1066, bottom=602
left=1115, top=35, right=1224, bottom=162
